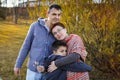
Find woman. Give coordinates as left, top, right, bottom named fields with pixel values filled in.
left=48, top=22, right=89, bottom=80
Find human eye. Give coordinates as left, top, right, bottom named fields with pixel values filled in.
left=57, top=29, right=61, bottom=32
left=60, top=50, right=67, bottom=53
left=52, top=13, right=57, bottom=16
left=57, top=28, right=63, bottom=32
left=65, top=50, right=67, bottom=52
left=53, top=32, right=57, bottom=35
left=58, top=13, right=61, bottom=16
left=60, top=50, right=64, bottom=53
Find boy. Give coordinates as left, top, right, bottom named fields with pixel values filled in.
left=35, top=40, right=92, bottom=80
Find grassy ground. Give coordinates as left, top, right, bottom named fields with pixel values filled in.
left=0, top=21, right=29, bottom=80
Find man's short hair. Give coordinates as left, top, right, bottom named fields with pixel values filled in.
left=48, top=4, right=62, bottom=13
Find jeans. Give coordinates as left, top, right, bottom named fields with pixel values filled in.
left=26, top=69, right=46, bottom=80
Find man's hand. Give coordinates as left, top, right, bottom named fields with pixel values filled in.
left=14, top=67, right=21, bottom=75
left=48, top=61, right=57, bottom=72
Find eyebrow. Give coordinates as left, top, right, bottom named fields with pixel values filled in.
left=52, top=13, right=61, bottom=15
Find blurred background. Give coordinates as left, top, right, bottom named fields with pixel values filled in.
left=0, top=0, right=120, bottom=80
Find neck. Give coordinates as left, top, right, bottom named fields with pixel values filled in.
left=65, top=34, right=69, bottom=39
left=45, top=20, right=53, bottom=30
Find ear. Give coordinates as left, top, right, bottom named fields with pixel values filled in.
left=46, top=10, right=49, bottom=17
left=53, top=51, right=56, bottom=54
left=65, top=29, right=67, bottom=33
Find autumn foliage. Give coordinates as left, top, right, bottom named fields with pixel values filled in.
left=35, top=0, right=120, bottom=79
left=0, top=0, right=119, bottom=80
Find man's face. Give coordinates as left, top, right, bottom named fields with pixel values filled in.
left=47, top=8, right=62, bottom=24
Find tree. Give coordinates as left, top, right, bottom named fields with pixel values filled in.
left=27, top=0, right=47, bottom=20
left=30, top=1, right=119, bottom=79
left=13, top=7, right=18, bottom=24
left=0, top=0, right=7, bottom=20
left=12, top=0, right=18, bottom=24
left=54, top=0, right=120, bottom=79
left=68, top=0, right=120, bottom=79
left=0, top=0, right=1, bottom=6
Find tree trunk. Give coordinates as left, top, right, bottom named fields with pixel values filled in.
left=13, top=7, right=18, bottom=24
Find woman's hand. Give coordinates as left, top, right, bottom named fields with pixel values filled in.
left=48, top=61, right=57, bottom=72
left=80, top=50, right=88, bottom=61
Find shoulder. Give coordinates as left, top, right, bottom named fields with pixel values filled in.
left=48, top=54, right=55, bottom=58
left=29, top=21, right=38, bottom=28
left=70, top=34, right=81, bottom=40
left=49, top=54, right=63, bottom=58
left=30, top=18, right=45, bottom=27
left=68, top=34, right=84, bottom=46
left=29, top=19, right=45, bottom=30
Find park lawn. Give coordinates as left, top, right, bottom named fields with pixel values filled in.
left=0, top=21, right=29, bottom=80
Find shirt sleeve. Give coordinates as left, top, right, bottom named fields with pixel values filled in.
left=70, top=35, right=87, bottom=61
left=59, top=62, right=92, bottom=72
left=15, top=23, right=35, bottom=68
left=55, top=52, right=80, bottom=67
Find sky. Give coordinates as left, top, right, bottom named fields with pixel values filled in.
left=1, top=0, right=101, bottom=7
left=1, top=0, right=28, bottom=7
left=1, top=0, right=18, bottom=7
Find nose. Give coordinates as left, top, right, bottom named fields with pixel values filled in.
left=55, top=32, right=61, bottom=38
left=56, top=14, right=60, bottom=19
left=56, top=32, right=60, bottom=36
left=64, top=51, right=66, bottom=54
left=63, top=52, right=67, bottom=56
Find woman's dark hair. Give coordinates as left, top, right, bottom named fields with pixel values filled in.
left=51, top=22, right=66, bottom=32
left=52, top=40, right=67, bottom=51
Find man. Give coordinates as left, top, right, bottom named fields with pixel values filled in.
left=14, top=4, right=62, bottom=80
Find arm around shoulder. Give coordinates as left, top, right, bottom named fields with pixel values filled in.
left=55, top=52, right=80, bottom=67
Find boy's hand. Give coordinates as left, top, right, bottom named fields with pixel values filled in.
left=33, top=61, right=39, bottom=67
left=37, top=65, right=45, bottom=72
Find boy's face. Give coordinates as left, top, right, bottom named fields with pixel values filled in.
left=53, top=46, right=67, bottom=56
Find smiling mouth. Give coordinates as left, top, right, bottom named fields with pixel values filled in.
left=53, top=20, right=59, bottom=23
left=57, top=36, right=61, bottom=39
left=55, top=19, right=59, bottom=21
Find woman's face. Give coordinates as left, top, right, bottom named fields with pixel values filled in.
left=52, top=25, right=67, bottom=40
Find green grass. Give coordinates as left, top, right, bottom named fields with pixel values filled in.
left=0, top=21, right=29, bottom=80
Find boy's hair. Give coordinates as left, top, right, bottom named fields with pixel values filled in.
left=52, top=40, right=67, bottom=51
left=48, top=4, right=62, bottom=13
